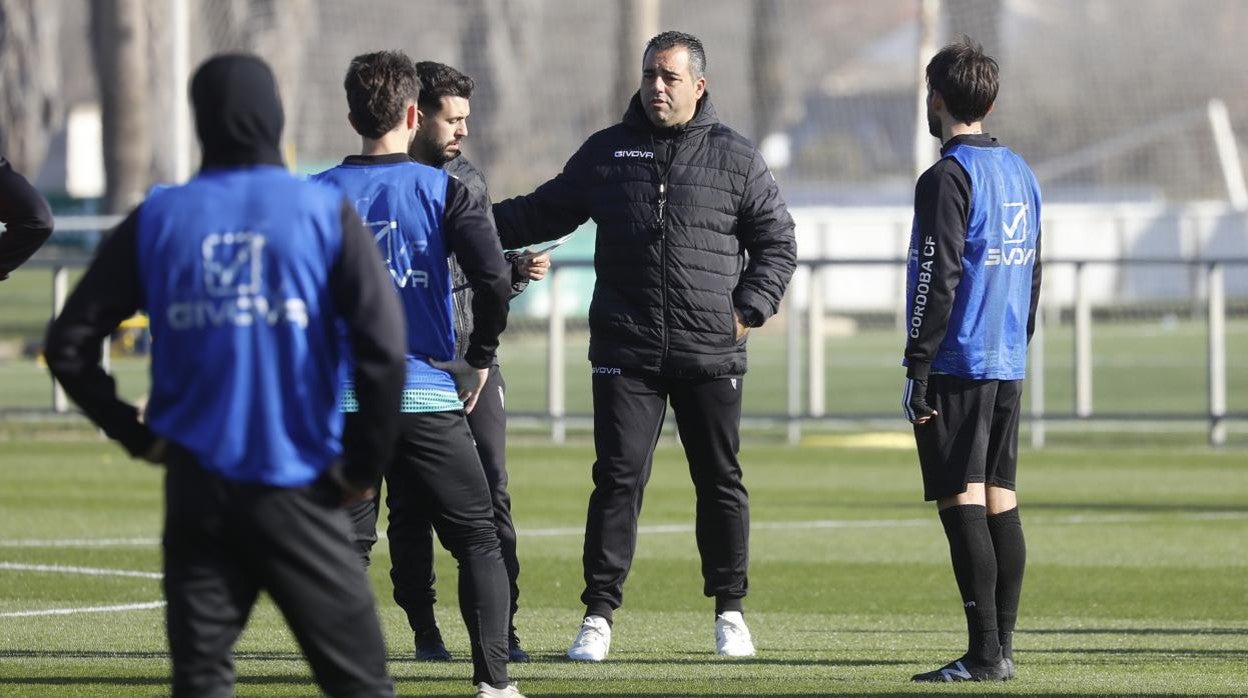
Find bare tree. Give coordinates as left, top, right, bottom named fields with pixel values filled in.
left=90, top=0, right=149, bottom=214
left=750, top=0, right=785, bottom=143
left=614, top=0, right=660, bottom=112
left=198, top=0, right=317, bottom=168
left=458, top=0, right=537, bottom=194
left=0, top=0, right=62, bottom=176
left=945, top=0, right=1002, bottom=56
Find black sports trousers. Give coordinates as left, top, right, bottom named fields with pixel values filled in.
left=392, top=366, right=522, bottom=631
left=383, top=410, right=510, bottom=686
left=581, top=370, right=750, bottom=619
left=162, top=453, right=394, bottom=698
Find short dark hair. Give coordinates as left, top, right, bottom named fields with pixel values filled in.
left=644, top=31, right=706, bottom=79
left=415, top=61, right=474, bottom=114
left=344, top=50, right=419, bottom=139
left=925, top=37, right=998, bottom=124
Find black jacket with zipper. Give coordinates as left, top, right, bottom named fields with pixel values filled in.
left=493, top=91, right=796, bottom=378
left=444, top=154, right=528, bottom=363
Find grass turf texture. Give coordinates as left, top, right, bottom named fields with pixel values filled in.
left=0, top=433, right=1245, bottom=696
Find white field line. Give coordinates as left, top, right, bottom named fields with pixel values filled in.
left=0, top=537, right=159, bottom=548
left=0, top=563, right=164, bottom=619
left=0, top=601, right=165, bottom=618
left=0, top=511, right=1244, bottom=551
left=2, top=511, right=1245, bottom=619
left=0, top=562, right=162, bottom=579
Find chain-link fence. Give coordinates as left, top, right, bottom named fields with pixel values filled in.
left=7, top=0, right=1247, bottom=201
left=3, top=0, right=1248, bottom=442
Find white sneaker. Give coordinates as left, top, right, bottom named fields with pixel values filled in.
left=475, top=681, right=525, bottom=698
left=715, top=611, right=756, bottom=657
left=567, top=615, right=611, bottom=661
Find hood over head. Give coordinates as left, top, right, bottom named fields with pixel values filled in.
left=191, top=53, right=285, bottom=169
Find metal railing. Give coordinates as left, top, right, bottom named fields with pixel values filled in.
left=25, top=216, right=1248, bottom=447
left=535, top=257, right=1248, bottom=447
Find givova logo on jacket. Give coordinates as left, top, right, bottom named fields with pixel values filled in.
left=985, top=202, right=1036, bottom=267
left=167, top=231, right=309, bottom=330
left=614, top=149, right=654, bottom=160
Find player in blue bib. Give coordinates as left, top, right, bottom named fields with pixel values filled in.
left=46, top=53, right=406, bottom=697
left=312, top=50, right=521, bottom=698
left=903, top=38, right=1042, bottom=684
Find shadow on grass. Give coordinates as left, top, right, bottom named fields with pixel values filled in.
left=473, top=654, right=915, bottom=668
left=0, top=674, right=345, bottom=687
left=500, top=694, right=1243, bottom=698
left=1025, top=647, right=1248, bottom=658
left=1027, top=626, right=1248, bottom=636
left=0, top=649, right=304, bottom=660
left=1024, top=501, right=1248, bottom=515
left=799, top=626, right=1248, bottom=637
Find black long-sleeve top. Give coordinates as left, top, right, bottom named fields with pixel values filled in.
left=443, top=154, right=528, bottom=362
left=339, top=153, right=511, bottom=369
left=0, top=157, right=55, bottom=280
left=44, top=198, right=407, bottom=486
left=904, top=133, right=1043, bottom=381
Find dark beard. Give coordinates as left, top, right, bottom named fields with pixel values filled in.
left=927, top=111, right=942, bottom=140
left=411, top=132, right=456, bottom=166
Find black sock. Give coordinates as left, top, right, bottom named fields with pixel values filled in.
left=716, top=597, right=744, bottom=617
left=988, top=507, right=1026, bottom=661
left=939, top=504, right=1001, bottom=665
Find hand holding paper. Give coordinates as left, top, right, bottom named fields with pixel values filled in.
left=520, top=251, right=551, bottom=281
left=515, top=233, right=574, bottom=260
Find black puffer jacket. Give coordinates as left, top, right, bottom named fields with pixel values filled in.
left=494, top=91, right=796, bottom=378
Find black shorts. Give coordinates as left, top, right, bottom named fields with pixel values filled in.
left=913, top=375, right=1022, bottom=501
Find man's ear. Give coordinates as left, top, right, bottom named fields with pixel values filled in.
left=406, top=103, right=418, bottom=130
left=415, top=107, right=427, bottom=130
left=694, top=76, right=706, bottom=100
left=347, top=112, right=357, bottom=131
left=985, top=101, right=995, bottom=118
left=929, top=89, right=944, bottom=111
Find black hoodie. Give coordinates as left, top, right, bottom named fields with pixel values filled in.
left=44, top=54, right=405, bottom=487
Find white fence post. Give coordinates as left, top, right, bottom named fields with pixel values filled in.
left=547, top=268, right=566, bottom=444
left=1207, top=262, right=1227, bottom=446
left=807, top=265, right=825, bottom=417
left=1074, top=262, right=1093, bottom=418
left=785, top=284, right=802, bottom=445
left=1029, top=297, right=1046, bottom=448
left=51, top=265, right=69, bottom=413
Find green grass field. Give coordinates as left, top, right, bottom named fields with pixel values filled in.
left=1, top=430, right=1245, bottom=696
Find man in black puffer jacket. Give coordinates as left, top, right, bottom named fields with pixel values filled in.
left=494, top=30, right=796, bottom=662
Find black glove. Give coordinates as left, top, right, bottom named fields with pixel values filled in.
left=903, top=377, right=938, bottom=424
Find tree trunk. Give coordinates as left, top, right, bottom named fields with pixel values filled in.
left=0, top=0, right=62, bottom=177
left=90, top=0, right=149, bottom=214
left=945, top=0, right=1002, bottom=57
left=615, top=0, right=660, bottom=113
left=198, top=0, right=317, bottom=169
left=750, top=0, right=785, bottom=143
left=458, top=0, right=536, bottom=194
